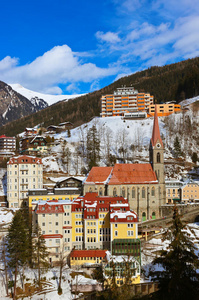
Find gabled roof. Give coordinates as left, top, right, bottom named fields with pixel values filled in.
left=85, top=166, right=113, bottom=185
left=151, top=105, right=163, bottom=147
left=108, top=163, right=157, bottom=185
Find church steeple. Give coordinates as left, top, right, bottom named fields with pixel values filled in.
left=149, top=105, right=164, bottom=184
left=151, top=105, right=163, bottom=148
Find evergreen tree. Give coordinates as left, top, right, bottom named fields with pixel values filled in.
left=86, top=125, right=100, bottom=170
left=7, top=210, right=29, bottom=300
left=32, top=226, right=49, bottom=288
left=149, top=206, right=199, bottom=300
left=192, top=152, right=198, bottom=164
left=173, top=136, right=181, bottom=158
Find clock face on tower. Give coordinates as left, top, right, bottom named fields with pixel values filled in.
left=156, top=143, right=161, bottom=148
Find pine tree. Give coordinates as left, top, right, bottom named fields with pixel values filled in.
left=192, top=152, right=198, bottom=164
left=149, top=206, right=199, bottom=300
left=7, top=210, right=29, bottom=300
left=173, top=136, right=181, bottom=158
left=32, top=226, right=49, bottom=288
left=86, top=125, right=100, bottom=170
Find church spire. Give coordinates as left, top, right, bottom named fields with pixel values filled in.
left=151, top=105, right=163, bottom=147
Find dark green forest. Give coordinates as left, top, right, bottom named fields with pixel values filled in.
left=1, top=56, right=199, bottom=136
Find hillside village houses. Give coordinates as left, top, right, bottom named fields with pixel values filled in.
left=5, top=105, right=199, bottom=273
left=84, top=105, right=166, bottom=220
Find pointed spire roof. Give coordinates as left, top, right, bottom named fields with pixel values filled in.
left=151, top=105, right=163, bottom=147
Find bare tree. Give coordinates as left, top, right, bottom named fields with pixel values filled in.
left=57, top=243, right=68, bottom=294
left=0, top=236, right=9, bottom=296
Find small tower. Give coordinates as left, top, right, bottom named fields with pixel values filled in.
left=149, top=105, right=166, bottom=208
left=149, top=105, right=164, bottom=183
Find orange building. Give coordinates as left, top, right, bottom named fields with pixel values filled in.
left=101, top=86, right=154, bottom=117
left=148, top=103, right=181, bottom=117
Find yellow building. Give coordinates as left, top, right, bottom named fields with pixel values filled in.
left=101, top=86, right=153, bottom=117
left=104, top=255, right=141, bottom=285
left=181, top=181, right=199, bottom=203
left=148, top=103, right=181, bottom=117
left=28, top=188, right=79, bottom=208
left=69, top=249, right=107, bottom=267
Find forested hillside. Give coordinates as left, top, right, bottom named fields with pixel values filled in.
left=1, top=57, right=199, bottom=136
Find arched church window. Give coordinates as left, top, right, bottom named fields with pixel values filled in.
left=152, top=212, right=156, bottom=220
left=157, top=152, right=160, bottom=163
left=113, top=187, right=117, bottom=197
left=132, top=187, right=135, bottom=198
left=151, top=187, right=155, bottom=196
left=122, top=187, right=125, bottom=198
left=142, top=212, right=146, bottom=221
left=99, top=187, right=103, bottom=196
left=89, top=188, right=92, bottom=193
left=142, top=187, right=145, bottom=198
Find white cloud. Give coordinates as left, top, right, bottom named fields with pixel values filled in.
left=0, top=45, right=118, bottom=94
left=96, top=31, right=121, bottom=43
left=0, top=56, right=18, bottom=71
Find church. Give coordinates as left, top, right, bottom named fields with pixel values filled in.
left=83, top=106, right=166, bottom=221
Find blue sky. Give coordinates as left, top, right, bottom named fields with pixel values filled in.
left=0, top=0, right=199, bottom=95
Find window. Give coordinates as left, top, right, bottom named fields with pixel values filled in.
left=99, top=187, right=103, bottom=196
left=115, top=231, right=118, bottom=236
left=151, top=187, right=155, bottom=196
left=122, top=187, right=125, bottom=198
left=55, top=222, right=58, bottom=226
left=113, top=187, right=117, bottom=196
left=157, top=152, right=160, bottom=163
left=142, top=187, right=145, bottom=198
left=132, top=187, right=135, bottom=198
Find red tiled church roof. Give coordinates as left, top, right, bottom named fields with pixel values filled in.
left=108, top=163, right=157, bottom=184
left=151, top=105, right=163, bottom=147
left=85, top=166, right=113, bottom=184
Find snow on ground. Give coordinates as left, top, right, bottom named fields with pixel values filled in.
left=0, top=208, right=14, bottom=225
left=55, top=116, right=163, bottom=147
left=0, top=263, right=102, bottom=300
left=142, top=223, right=199, bottom=277
left=10, top=84, right=84, bottom=106
left=180, top=96, right=199, bottom=107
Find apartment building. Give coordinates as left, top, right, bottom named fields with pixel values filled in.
left=28, top=187, right=79, bottom=208
left=7, top=155, right=43, bottom=208
left=165, top=180, right=183, bottom=204
left=0, top=135, right=16, bottom=153
left=100, top=86, right=154, bottom=117
left=181, top=181, right=199, bottom=203
left=31, top=192, right=140, bottom=264
left=148, top=103, right=181, bottom=117
left=32, top=199, right=72, bottom=263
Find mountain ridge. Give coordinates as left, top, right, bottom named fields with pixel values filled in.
left=0, top=81, right=48, bottom=127
left=1, top=56, right=199, bottom=136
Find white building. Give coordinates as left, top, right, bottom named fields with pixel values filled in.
left=7, top=155, right=43, bottom=208
left=32, top=199, right=72, bottom=264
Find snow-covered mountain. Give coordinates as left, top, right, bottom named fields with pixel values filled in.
left=0, top=81, right=48, bottom=126
left=10, top=84, right=84, bottom=106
